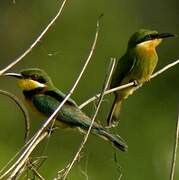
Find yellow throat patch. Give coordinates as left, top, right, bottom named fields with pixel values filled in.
left=137, top=39, right=162, bottom=49
left=18, top=79, right=45, bottom=91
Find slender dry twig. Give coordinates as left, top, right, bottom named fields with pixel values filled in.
left=79, top=59, right=179, bottom=109
left=118, top=174, right=122, bottom=180
left=0, top=131, right=37, bottom=178
left=0, top=17, right=100, bottom=179
left=27, top=161, right=45, bottom=180
left=79, top=82, right=134, bottom=109
left=9, top=131, right=49, bottom=179
left=0, top=90, right=30, bottom=178
left=0, top=131, right=49, bottom=179
left=78, top=157, right=89, bottom=180
left=0, top=0, right=68, bottom=76
left=0, top=0, right=68, bottom=177
left=169, top=112, right=179, bottom=180
left=59, top=58, right=116, bottom=180
left=151, top=59, right=179, bottom=78
left=28, top=156, right=48, bottom=170
left=0, top=90, right=30, bottom=142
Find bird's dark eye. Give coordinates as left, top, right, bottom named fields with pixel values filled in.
left=31, top=74, right=39, bottom=81
left=145, top=35, right=152, bottom=41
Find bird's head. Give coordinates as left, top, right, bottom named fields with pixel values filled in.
left=4, top=68, right=54, bottom=91
left=128, top=29, right=175, bottom=49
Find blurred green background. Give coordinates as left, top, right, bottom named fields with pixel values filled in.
left=0, top=0, right=179, bottom=179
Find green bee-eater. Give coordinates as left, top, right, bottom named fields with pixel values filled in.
left=5, top=68, right=127, bottom=151
left=107, top=29, right=175, bottom=127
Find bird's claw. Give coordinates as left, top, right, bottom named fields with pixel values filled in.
left=133, top=80, right=139, bottom=86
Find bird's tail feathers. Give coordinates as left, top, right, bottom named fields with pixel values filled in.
left=94, top=129, right=127, bottom=152
left=77, top=117, right=127, bottom=151
left=107, top=95, right=123, bottom=127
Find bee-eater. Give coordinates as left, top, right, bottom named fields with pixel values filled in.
left=107, top=29, right=175, bottom=127
left=5, top=68, right=127, bottom=151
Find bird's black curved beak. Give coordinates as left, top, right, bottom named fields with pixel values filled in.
left=158, top=33, right=176, bottom=39
left=4, top=72, right=23, bottom=79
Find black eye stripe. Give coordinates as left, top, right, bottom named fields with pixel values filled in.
left=137, top=34, right=159, bottom=44
left=31, top=74, right=38, bottom=80
left=30, top=74, right=46, bottom=83
left=145, top=35, right=151, bottom=40
left=38, top=77, right=46, bottom=83
left=145, top=34, right=159, bottom=41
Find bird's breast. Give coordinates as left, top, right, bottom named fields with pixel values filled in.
left=130, top=47, right=158, bottom=83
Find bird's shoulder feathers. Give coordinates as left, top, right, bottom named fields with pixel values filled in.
left=110, top=51, right=136, bottom=88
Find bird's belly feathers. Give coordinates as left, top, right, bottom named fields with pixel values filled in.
left=119, top=50, right=158, bottom=98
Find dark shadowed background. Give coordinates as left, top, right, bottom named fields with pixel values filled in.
left=0, top=0, right=179, bottom=179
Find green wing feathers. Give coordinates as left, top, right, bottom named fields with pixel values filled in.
left=110, top=53, right=136, bottom=89
left=32, top=93, right=127, bottom=151
left=108, top=52, right=136, bottom=126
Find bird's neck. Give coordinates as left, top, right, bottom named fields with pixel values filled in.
left=134, top=39, right=161, bottom=56
left=22, top=84, right=55, bottom=99
left=23, top=88, right=42, bottom=99
left=23, top=86, right=51, bottom=99
left=130, top=44, right=158, bottom=59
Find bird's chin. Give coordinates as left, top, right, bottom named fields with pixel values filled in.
left=137, top=39, right=162, bottom=49
left=154, top=38, right=162, bottom=47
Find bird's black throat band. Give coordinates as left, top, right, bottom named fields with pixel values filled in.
left=23, top=88, right=44, bottom=99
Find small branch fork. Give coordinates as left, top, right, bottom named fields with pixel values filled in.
left=0, top=0, right=68, bottom=76
left=57, top=58, right=116, bottom=180
left=0, top=14, right=100, bottom=179
left=0, top=0, right=68, bottom=178
left=79, top=59, right=179, bottom=109
left=0, top=0, right=178, bottom=178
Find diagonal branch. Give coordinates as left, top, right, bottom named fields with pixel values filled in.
left=0, top=16, right=100, bottom=179
left=58, top=58, right=116, bottom=180
left=169, top=112, right=179, bottom=180
left=0, top=0, right=68, bottom=76
left=79, top=59, right=179, bottom=109
left=0, top=90, right=30, bottom=142
left=10, top=131, right=49, bottom=179
left=151, top=59, right=179, bottom=79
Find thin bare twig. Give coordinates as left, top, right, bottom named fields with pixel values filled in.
left=59, top=58, right=116, bottom=180
left=118, top=174, right=122, bottom=180
left=79, top=82, right=134, bottom=109
left=0, top=0, right=68, bottom=76
left=79, top=59, right=179, bottom=109
left=0, top=131, right=48, bottom=179
left=0, top=90, right=30, bottom=142
left=27, top=161, right=45, bottom=180
left=0, top=0, right=68, bottom=176
left=0, top=16, right=100, bottom=179
left=78, top=156, right=89, bottom=180
left=28, top=156, right=48, bottom=170
left=151, top=59, right=179, bottom=78
left=169, top=112, right=179, bottom=180
left=0, top=131, right=37, bottom=178
left=9, top=131, right=49, bottom=179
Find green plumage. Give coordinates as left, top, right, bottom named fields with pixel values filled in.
left=107, top=29, right=175, bottom=127
left=7, top=68, right=127, bottom=152
left=31, top=89, right=127, bottom=151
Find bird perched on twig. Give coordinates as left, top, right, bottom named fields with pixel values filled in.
left=107, top=29, right=175, bottom=127
left=5, top=68, right=127, bottom=151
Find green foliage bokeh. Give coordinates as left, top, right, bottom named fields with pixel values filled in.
left=0, top=0, right=179, bottom=179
